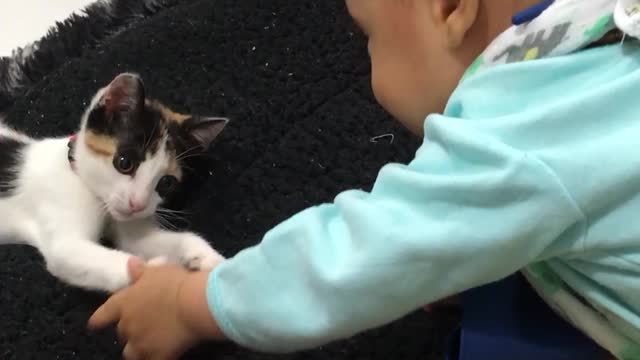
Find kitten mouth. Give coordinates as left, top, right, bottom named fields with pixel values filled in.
left=109, top=207, right=137, bottom=221
left=111, top=210, right=132, bottom=221
left=112, top=208, right=152, bottom=222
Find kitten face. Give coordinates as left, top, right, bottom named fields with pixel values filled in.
left=75, top=73, right=227, bottom=221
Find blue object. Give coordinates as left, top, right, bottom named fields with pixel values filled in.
left=446, top=274, right=609, bottom=360
left=207, top=44, right=640, bottom=353
left=512, top=0, right=555, bottom=25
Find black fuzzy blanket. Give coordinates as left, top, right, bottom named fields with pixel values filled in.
left=0, top=1, right=459, bottom=358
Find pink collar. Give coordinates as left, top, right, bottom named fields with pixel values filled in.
left=67, top=134, right=77, bottom=171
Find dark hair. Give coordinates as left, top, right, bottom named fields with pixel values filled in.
left=585, top=28, right=624, bottom=49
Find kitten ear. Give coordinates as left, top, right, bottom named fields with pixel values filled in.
left=183, top=116, right=229, bottom=150
left=103, top=73, right=145, bottom=115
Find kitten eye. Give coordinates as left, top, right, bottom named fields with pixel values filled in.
left=156, top=175, right=178, bottom=197
left=114, top=154, right=135, bottom=175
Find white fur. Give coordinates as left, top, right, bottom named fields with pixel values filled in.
left=0, top=100, right=224, bottom=293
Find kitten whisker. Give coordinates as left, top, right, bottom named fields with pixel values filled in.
left=157, top=207, right=190, bottom=215
left=144, top=119, right=159, bottom=151
left=99, top=203, right=110, bottom=217
left=179, top=163, right=196, bottom=173
left=175, top=145, right=203, bottom=162
left=155, top=213, right=179, bottom=231
left=176, top=153, right=205, bottom=162
left=155, top=210, right=189, bottom=227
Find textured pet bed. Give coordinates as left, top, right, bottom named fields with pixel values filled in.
left=0, top=0, right=459, bottom=359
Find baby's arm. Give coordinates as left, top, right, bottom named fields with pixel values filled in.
left=206, top=116, right=585, bottom=353
left=176, top=270, right=226, bottom=339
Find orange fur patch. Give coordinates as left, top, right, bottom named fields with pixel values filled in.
left=162, top=107, right=190, bottom=124
left=84, top=131, right=116, bottom=157
left=167, top=158, right=182, bottom=180
left=148, top=100, right=190, bottom=124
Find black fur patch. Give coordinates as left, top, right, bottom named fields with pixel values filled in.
left=166, top=121, right=191, bottom=158
left=86, top=100, right=165, bottom=159
left=0, top=136, right=26, bottom=195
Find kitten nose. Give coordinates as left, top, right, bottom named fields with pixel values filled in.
left=128, top=199, right=146, bottom=213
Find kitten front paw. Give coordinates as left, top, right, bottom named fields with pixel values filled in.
left=180, top=233, right=224, bottom=271
left=184, top=252, right=224, bottom=271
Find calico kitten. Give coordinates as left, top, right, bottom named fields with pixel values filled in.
left=0, top=73, right=226, bottom=292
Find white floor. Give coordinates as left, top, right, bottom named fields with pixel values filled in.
left=0, top=0, right=97, bottom=57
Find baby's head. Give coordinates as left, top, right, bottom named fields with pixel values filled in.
left=346, top=0, right=539, bottom=134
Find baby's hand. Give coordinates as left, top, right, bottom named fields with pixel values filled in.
left=88, top=258, right=225, bottom=360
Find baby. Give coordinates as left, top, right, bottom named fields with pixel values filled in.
left=87, top=0, right=640, bottom=359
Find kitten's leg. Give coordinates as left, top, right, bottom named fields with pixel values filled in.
left=0, top=207, right=40, bottom=246
left=43, top=237, right=135, bottom=292
left=114, top=221, right=224, bottom=271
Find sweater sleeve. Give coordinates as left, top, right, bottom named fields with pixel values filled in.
left=206, top=114, right=586, bottom=353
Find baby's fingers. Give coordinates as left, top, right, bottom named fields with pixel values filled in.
left=122, top=344, right=142, bottom=360
left=127, top=256, right=146, bottom=283
left=87, top=292, right=125, bottom=330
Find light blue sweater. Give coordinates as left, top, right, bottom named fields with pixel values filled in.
left=207, top=43, right=640, bottom=353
